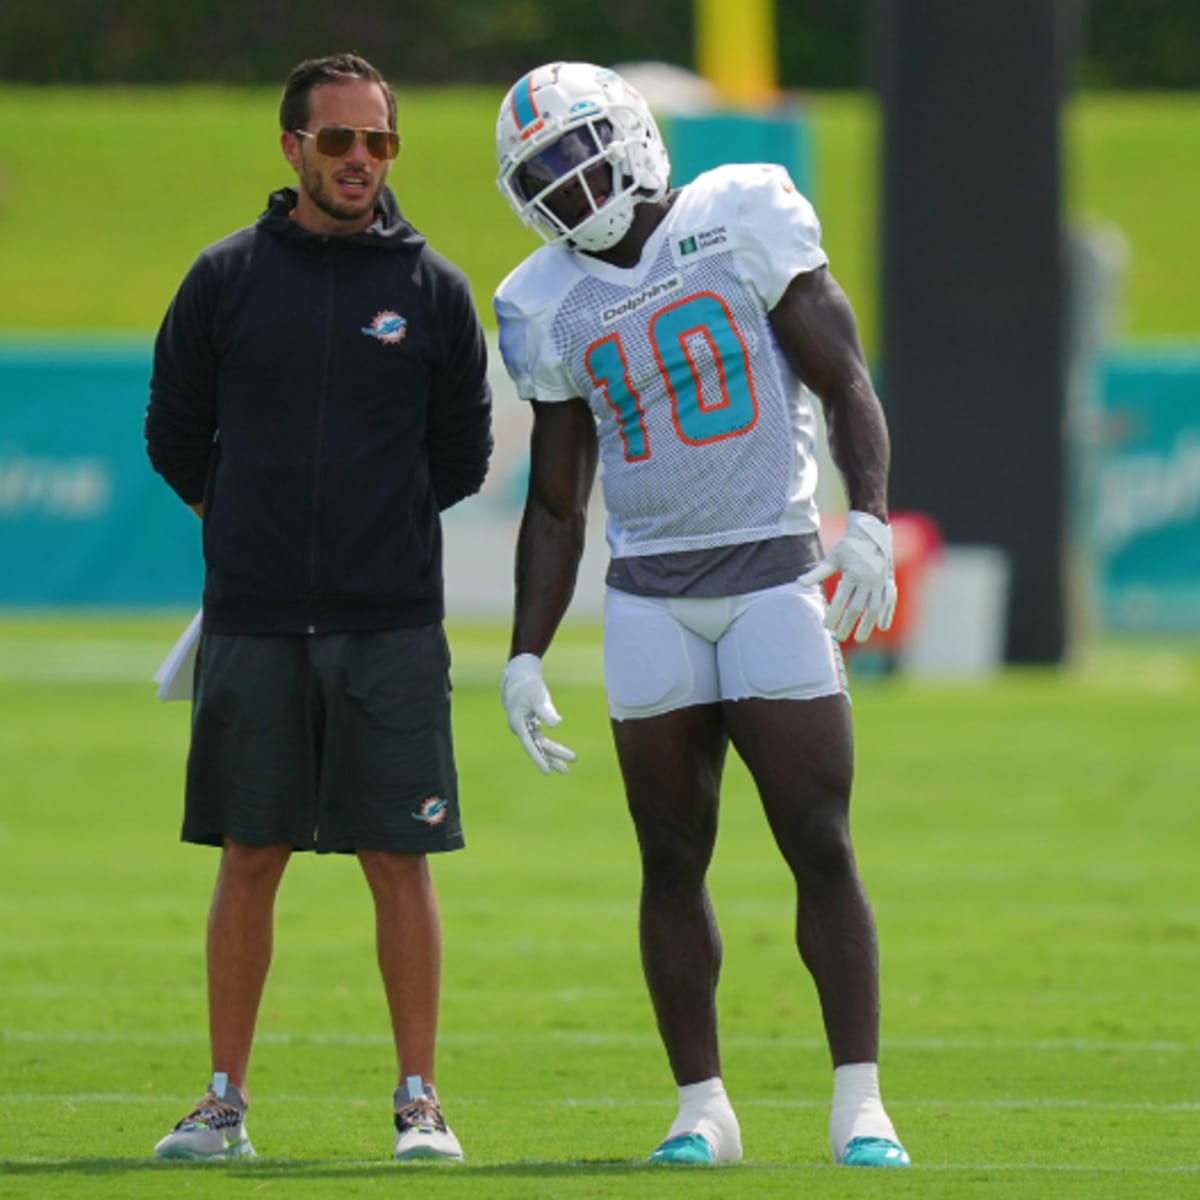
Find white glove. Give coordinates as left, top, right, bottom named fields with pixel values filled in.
left=799, top=510, right=898, bottom=643
left=501, top=654, right=577, bottom=775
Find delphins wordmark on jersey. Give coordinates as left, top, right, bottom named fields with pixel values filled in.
left=601, top=275, right=682, bottom=324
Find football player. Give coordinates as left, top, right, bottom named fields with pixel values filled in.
left=494, top=61, right=909, bottom=1169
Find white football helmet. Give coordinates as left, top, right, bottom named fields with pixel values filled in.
left=496, top=61, right=671, bottom=253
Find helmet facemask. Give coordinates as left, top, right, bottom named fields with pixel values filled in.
left=496, top=63, right=670, bottom=254
left=506, top=118, right=640, bottom=253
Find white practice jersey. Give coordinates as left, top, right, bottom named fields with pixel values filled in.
left=494, top=162, right=829, bottom=559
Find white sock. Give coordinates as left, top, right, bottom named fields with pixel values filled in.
left=829, top=1063, right=898, bottom=1162
left=667, top=1077, right=742, bottom=1160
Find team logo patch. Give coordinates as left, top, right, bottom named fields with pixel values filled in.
left=411, top=796, right=448, bottom=826
left=362, top=310, right=408, bottom=344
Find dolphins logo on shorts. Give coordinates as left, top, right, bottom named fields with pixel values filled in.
left=411, top=797, right=448, bottom=826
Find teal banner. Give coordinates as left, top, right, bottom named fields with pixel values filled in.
left=4, top=340, right=1198, bottom=629
left=0, top=341, right=202, bottom=605
left=1093, top=349, right=1200, bottom=632
left=665, top=105, right=814, bottom=198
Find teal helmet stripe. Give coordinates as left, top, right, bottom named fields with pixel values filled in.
left=511, top=72, right=539, bottom=130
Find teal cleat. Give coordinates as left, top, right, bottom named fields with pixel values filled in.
left=840, top=1136, right=911, bottom=1167
left=649, top=1133, right=716, bottom=1164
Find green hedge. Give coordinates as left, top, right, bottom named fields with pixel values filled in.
left=1, top=1, right=1197, bottom=88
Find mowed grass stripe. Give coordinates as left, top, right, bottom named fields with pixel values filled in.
left=0, top=645, right=605, bottom=688
left=4, top=1030, right=1196, bottom=1054
left=5, top=1093, right=1200, bottom=1113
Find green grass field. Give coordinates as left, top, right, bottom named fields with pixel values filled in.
left=1, top=614, right=1197, bottom=1198
left=1, top=87, right=1198, bottom=348
left=2, top=70, right=1197, bottom=1200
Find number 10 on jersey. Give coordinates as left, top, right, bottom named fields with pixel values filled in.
left=586, top=292, right=759, bottom=462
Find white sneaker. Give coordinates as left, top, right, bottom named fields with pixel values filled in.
left=154, top=1074, right=255, bottom=1161
left=393, top=1076, right=464, bottom=1162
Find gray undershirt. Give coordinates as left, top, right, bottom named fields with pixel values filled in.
left=605, top=533, right=824, bottom=598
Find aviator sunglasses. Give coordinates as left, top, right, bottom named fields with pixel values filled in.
left=294, top=125, right=401, bottom=160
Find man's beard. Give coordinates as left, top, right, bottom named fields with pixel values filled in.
left=304, top=168, right=384, bottom=225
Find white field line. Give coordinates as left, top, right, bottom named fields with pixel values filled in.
left=2, top=1030, right=1195, bottom=1053
left=0, top=639, right=603, bottom=688
left=5, top=635, right=1193, bottom=694
left=2, top=929, right=1198, bottom=955
left=1, top=982, right=1183, bottom=1008
left=0, top=983, right=636, bottom=1001
left=2, top=1094, right=1199, bottom=1114
left=0, top=641, right=164, bottom=684
left=3, top=891, right=1198, bottom=919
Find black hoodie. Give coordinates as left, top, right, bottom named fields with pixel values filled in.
left=146, top=186, right=492, bottom=635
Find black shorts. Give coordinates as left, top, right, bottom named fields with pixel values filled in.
left=183, top=627, right=464, bottom=855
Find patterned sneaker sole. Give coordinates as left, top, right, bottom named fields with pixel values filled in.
left=156, top=1138, right=256, bottom=1162
left=395, top=1145, right=464, bottom=1162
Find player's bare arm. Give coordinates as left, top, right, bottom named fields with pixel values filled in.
left=510, top=397, right=599, bottom=659
left=769, top=267, right=890, bottom=521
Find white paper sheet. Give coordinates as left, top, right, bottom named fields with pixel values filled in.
left=153, top=609, right=202, bottom=702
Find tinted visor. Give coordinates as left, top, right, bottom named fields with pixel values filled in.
left=514, top=119, right=614, bottom=203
